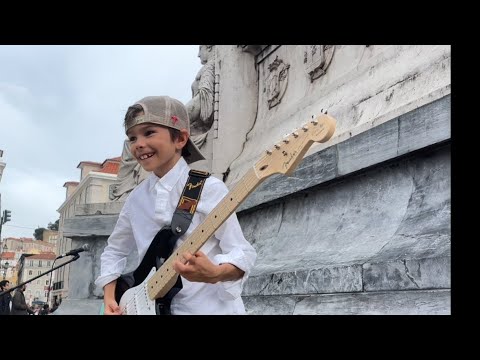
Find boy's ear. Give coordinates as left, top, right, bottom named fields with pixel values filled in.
left=176, top=129, right=189, bottom=149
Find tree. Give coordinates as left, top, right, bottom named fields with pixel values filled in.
left=48, top=219, right=59, bottom=231
left=33, top=227, right=47, bottom=240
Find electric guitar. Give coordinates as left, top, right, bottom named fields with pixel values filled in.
left=108, top=112, right=336, bottom=315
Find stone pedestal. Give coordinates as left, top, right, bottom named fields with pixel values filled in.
left=53, top=202, right=134, bottom=315
left=238, top=95, right=451, bottom=314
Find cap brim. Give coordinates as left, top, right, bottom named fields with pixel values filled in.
left=184, top=138, right=205, bottom=164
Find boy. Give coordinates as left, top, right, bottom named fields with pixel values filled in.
left=95, top=96, right=257, bottom=315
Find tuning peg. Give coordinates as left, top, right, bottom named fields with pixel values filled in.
left=292, top=131, right=299, bottom=138
left=302, top=125, right=309, bottom=131
left=266, top=149, right=272, bottom=155
left=274, top=144, right=281, bottom=149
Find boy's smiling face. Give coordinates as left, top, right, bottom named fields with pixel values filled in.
left=127, top=118, right=188, bottom=178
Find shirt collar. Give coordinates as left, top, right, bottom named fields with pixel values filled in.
left=147, top=157, right=188, bottom=193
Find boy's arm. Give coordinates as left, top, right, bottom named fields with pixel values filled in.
left=94, top=204, right=135, bottom=290
left=173, top=251, right=244, bottom=283
left=103, top=280, right=122, bottom=315
left=174, top=180, right=256, bottom=289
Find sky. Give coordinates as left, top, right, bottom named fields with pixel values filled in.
left=0, top=45, right=201, bottom=239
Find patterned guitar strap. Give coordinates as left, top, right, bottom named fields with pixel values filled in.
left=155, top=169, right=210, bottom=315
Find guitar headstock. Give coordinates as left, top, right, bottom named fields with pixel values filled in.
left=253, top=113, right=336, bottom=179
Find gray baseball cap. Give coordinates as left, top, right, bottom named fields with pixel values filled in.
left=125, top=96, right=205, bottom=164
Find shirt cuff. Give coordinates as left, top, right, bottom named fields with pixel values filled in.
left=94, top=274, right=122, bottom=289
left=213, top=252, right=250, bottom=301
left=94, top=257, right=128, bottom=289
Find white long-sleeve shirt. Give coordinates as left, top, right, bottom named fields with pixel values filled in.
left=94, top=157, right=257, bottom=315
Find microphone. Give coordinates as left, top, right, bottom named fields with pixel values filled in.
left=57, top=244, right=90, bottom=259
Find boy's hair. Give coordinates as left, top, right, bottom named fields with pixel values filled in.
left=124, top=104, right=191, bottom=158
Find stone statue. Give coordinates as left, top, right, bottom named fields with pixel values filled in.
left=110, top=139, right=149, bottom=201
left=186, top=45, right=215, bottom=148
left=110, top=46, right=216, bottom=200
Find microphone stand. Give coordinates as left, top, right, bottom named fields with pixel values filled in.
left=46, top=257, right=58, bottom=307
left=0, top=254, right=81, bottom=297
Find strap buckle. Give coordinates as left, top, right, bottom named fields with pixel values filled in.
left=188, top=169, right=211, bottom=178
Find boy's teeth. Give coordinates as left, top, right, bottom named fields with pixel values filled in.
left=140, top=153, right=153, bottom=160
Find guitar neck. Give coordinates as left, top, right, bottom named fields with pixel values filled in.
left=147, top=168, right=263, bottom=299
left=146, top=113, right=337, bottom=300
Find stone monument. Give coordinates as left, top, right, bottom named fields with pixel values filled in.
left=207, top=45, right=450, bottom=314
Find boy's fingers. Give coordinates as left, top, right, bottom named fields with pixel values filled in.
left=174, top=260, right=188, bottom=273
left=182, top=251, right=194, bottom=263
left=195, top=251, right=206, bottom=258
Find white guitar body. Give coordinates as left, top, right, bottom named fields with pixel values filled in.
left=118, top=268, right=157, bottom=315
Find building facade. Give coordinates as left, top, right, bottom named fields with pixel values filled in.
left=17, top=252, right=56, bottom=305
left=52, top=157, right=120, bottom=306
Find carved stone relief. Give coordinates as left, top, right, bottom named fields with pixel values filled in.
left=265, top=56, right=290, bottom=109
left=304, top=45, right=335, bottom=82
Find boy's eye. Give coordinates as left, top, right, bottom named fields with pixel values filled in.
left=128, top=136, right=136, bottom=142
left=145, top=130, right=155, bottom=136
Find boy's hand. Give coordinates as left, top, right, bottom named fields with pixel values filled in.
left=104, top=299, right=123, bottom=315
left=103, top=281, right=123, bottom=315
left=173, top=251, right=219, bottom=283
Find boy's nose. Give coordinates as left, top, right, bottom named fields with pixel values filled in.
left=134, top=137, right=146, bottom=148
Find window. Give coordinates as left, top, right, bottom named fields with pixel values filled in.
left=47, top=261, right=51, bottom=266
left=46, top=280, right=49, bottom=285
left=38, top=260, right=42, bottom=267
left=29, top=270, right=32, bottom=275
left=38, top=270, right=41, bottom=275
